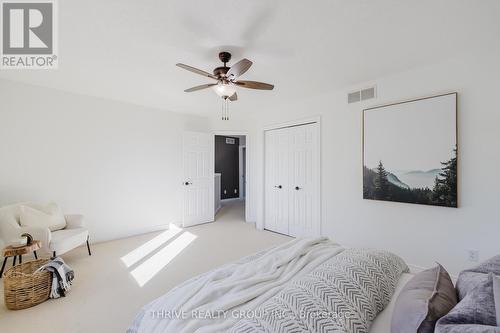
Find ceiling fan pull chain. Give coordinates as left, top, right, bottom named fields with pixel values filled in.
left=220, top=97, right=228, bottom=121
left=221, top=98, right=224, bottom=120
left=222, top=97, right=225, bottom=120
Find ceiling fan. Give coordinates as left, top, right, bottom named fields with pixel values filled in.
left=176, top=51, right=274, bottom=120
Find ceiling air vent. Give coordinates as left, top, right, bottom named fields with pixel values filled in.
left=348, top=86, right=376, bottom=104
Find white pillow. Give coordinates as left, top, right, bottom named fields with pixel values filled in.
left=19, top=203, right=66, bottom=231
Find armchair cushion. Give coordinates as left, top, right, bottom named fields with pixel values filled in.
left=50, top=228, right=89, bottom=255
left=0, top=210, right=21, bottom=248
left=0, top=211, right=20, bottom=238
left=19, top=203, right=66, bottom=231
left=65, top=214, right=85, bottom=229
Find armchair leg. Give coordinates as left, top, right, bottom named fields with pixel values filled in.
left=53, top=251, right=56, bottom=258
left=0, top=257, right=8, bottom=278
left=86, top=236, right=92, bottom=256
left=34, top=251, right=38, bottom=260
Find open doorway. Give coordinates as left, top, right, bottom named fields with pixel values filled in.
left=214, top=134, right=247, bottom=221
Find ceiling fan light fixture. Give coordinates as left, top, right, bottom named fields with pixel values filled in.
left=212, top=82, right=236, bottom=98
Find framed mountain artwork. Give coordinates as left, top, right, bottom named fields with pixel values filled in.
left=363, top=92, right=458, bottom=207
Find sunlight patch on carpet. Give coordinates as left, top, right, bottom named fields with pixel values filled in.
left=121, top=224, right=182, bottom=268
left=130, top=231, right=197, bottom=287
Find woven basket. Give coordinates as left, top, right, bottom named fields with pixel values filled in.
left=3, top=259, right=52, bottom=310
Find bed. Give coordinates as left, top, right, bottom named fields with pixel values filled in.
left=128, top=237, right=410, bottom=333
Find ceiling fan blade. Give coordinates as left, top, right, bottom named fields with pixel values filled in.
left=176, top=63, right=218, bottom=80
left=226, top=59, right=253, bottom=79
left=228, top=92, right=238, bottom=101
left=235, top=80, right=274, bottom=90
left=184, top=83, right=217, bottom=92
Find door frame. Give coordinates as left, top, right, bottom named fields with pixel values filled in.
left=262, top=116, right=322, bottom=234
left=239, top=145, right=246, bottom=200
left=213, top=130, right=250, bottom=222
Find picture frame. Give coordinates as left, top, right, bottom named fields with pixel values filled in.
left=362, top=92, right=458, bottom=207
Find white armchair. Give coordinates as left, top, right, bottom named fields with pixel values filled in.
left=0, top=203, right=91, bottom=257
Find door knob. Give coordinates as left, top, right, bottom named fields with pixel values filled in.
left=184, top=181, right=192, bottom=186
left=274, top=185, right=282, bottom=189
left=295, top=186, right=301, bottom=190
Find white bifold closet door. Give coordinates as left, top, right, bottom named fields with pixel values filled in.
left=265, top=126, right=290, bottom=235
left=265, top=122, right=320, bottom=237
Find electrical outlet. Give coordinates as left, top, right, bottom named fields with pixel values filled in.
left=467, top=250, right=479, bottom=262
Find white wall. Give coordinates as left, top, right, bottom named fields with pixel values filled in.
left=251, top=52, right=500, bottom=275
left=0, top=79, right=209, bottom=243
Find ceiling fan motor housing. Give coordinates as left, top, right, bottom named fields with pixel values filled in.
left=213, top=66, right=229, bottom=77
left=214, top=52, right=232, bottom=77
left=218, top=51, right=231, bottom=64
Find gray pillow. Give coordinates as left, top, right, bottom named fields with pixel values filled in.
left=391, top=264, right=458, bottom=333
left=457, top=255, right=500, bottom=300
left=465, top=255, right=500, bottom=275
left=494, top=275, right=500, bottom=327
left=436, top=273, right=499, bottom=332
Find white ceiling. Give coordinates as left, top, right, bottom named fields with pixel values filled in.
left=1, top=0, right=498, bottom=116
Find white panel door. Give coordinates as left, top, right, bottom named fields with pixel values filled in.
left=182, top=131, right=214, bottom=227
left=264, top=127, right=290, bottom=235
left=288, top=122, right=320, bottom=237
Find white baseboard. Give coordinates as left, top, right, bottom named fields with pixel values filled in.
left=90, top=223, right=172, bottom=244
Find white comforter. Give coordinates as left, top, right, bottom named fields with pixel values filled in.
left=128, top=237, right=344, bottom=333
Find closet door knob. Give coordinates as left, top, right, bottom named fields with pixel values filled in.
left=184, top=181, right=192, bottom=186
left=274, top=185, right=282, bottom=189
left=295, top=186, right=301, bottom=190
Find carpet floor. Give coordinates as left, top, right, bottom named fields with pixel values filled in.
left=0, top=200, right=291, bottom=332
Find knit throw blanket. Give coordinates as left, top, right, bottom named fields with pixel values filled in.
left=37, top=256, right=74, bottom=298
left=231, top=248, right=409, bottom=333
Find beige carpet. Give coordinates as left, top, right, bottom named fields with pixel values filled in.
left=0, top=201, right=290, bottom=332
